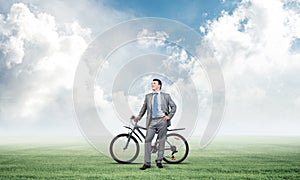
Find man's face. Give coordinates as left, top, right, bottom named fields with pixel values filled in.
left=152, top=81, right=160, bottom=91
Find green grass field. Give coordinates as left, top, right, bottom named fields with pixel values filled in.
left=0, top=136, right=299, bottom=179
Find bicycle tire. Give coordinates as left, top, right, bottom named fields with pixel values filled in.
left=163, top=133, right=189, bottom=164
left=109, top=133, right=140, bottom=164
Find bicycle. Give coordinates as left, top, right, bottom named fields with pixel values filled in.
left=109, top=116, right=189, bottom=164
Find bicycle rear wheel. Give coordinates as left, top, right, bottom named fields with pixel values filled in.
left=109, top=133, right=140, bottom=164
left=163, top=133, right=189, bottom=164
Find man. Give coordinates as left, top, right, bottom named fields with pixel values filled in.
left=134, top=78, right=177, bottom=170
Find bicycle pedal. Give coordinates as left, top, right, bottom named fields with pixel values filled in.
left=171, top=150, right=178, bottom=155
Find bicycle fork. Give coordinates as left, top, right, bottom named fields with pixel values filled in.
left=123, top=133, right=133, bottom=150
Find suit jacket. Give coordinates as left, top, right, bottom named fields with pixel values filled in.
left=137, top=92, right=177, bottom=128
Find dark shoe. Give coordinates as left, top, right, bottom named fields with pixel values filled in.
left=140, top=164, right=151, bottom=170
left=156, top=162, right=163, bottom=168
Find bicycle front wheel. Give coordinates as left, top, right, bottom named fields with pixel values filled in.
left=163, top=133, right=189, bottom=164
left=109, top=133, right=140, bottom=164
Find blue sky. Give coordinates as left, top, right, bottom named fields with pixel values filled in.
left=0, top=0, right=300, bottom=137
left=104, top=0, right=240, bottom=31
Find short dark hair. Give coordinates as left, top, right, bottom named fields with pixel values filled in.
left=153, top=78, right=162, bottom=89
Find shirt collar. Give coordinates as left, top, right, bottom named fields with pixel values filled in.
left=153, top=91, right=160, bottom=95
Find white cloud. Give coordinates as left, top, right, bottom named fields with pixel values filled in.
left=200, top=0, right=300, bottom=135
left=0, top=3, right=90, bottom=116
left=137, top=28, right=170, bottom=48
left=0, top=2, right=130, bottom=136
left=199, top=26, right=206, bottom=34
left=204, top=0, right=300, bottom=73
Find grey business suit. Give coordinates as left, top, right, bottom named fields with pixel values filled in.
left=137, top=92, right=177, bottom=165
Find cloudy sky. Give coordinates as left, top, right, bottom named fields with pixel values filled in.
left=0, top=0, right=300, bottom=137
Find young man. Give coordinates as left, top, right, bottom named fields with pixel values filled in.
left=134, top=79, right=177, bottom=170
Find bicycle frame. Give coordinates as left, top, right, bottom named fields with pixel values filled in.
left=122, top=123, right=185, bottom=152
left=123, top=124, right=146, bottom=143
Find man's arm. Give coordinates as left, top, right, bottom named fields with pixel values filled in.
left=167, top=94, right=176, bottom=119
left=162, top=94, right=177, bottom=121
left=134, top=95, right=147, bottom=122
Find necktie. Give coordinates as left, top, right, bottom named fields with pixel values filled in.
left=152, top=93, right=158, bottom=118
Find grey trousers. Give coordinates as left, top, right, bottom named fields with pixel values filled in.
left=144, top=118, right=168, bottom=165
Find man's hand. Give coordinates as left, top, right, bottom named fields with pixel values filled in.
left=163, top=115, right=170, bottom=121
left=134, top=117, right=139, bottom=122
left=131, top=115, right=139, bottom=122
